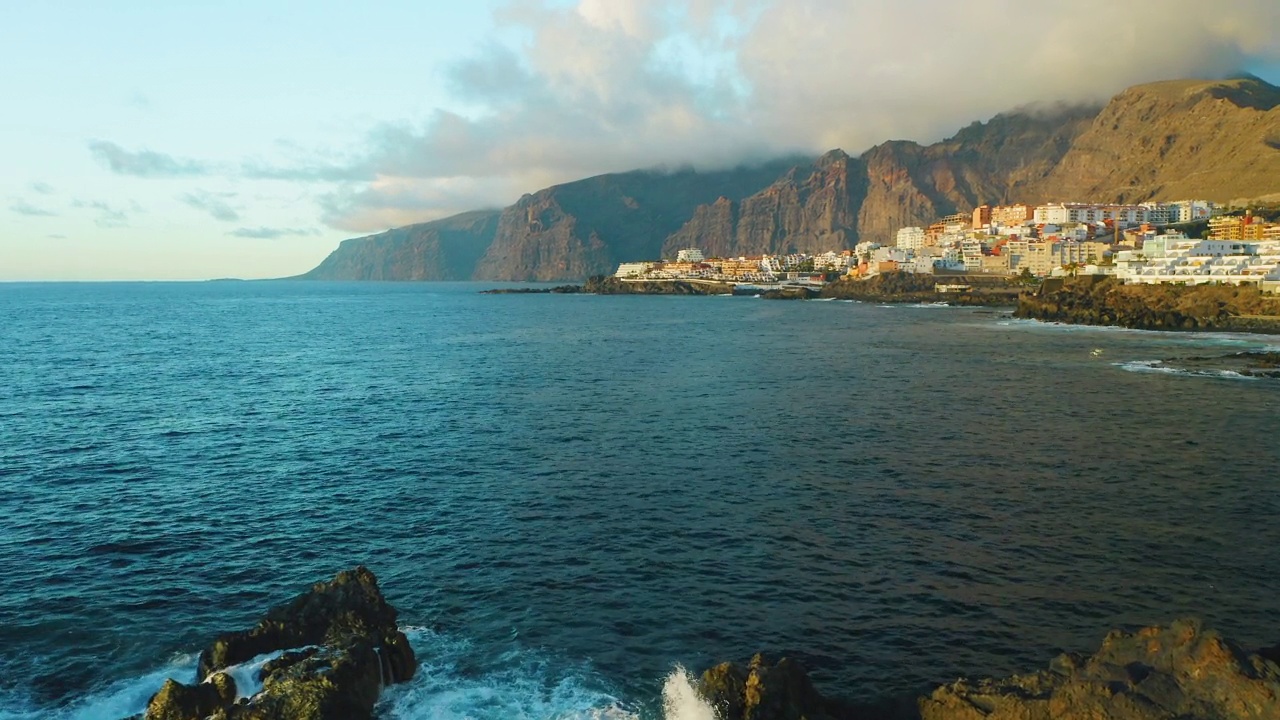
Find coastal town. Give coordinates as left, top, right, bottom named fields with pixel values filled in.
left=614, top=200, right=1280, bottom=294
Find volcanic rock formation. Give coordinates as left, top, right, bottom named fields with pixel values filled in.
left=131, top=566, right=415, bottom=720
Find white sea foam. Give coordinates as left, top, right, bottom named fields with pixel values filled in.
left=378, top=627, right=642, bottom=720
left=661, top=667, right=719, bottom=720
left=0, top=654, right=196, bottom=720
left=4, top=631, right=721, bottom=720
left=219, top=646, right=318, bottom=699
left=1113, top=360, right=1260, bottom=380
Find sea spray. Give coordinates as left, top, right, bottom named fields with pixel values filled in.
left=377, top=627, right=640, bottom=719
left=661, top=666, right=718, bottom=720
left=0, top=655, right=197, bottom=720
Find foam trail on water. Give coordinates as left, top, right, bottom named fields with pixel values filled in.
left=661, top=666, right=719, bottom=720
left=379, top=627, right=641, bottom=720
left=1113, top=360, right=1260, bottom=380
left=0, top=655, right=197, bottom=720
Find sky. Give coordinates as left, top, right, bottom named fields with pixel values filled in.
left=3, top=0, right=1280, bottom=281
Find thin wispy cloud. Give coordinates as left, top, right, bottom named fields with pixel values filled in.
left=10, top=200, right=59, bottom=217
left=89, top=140, right=210, bottom=178
left=181, top=191, right=241, bottom=222
left=72, top=199, right=142, bottom=228
left=29, top=182, right=55, bottom=195
left=228, top=226, right=322, bottom=239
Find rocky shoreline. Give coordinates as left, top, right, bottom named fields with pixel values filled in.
left=128, top=567, right=415, bottom=720
left=481, top=273, right=1023, bottom=304
left=1138, top=351, right=1280, bottom=378
left=1016, top=276, right=1280, bottom=334
left=128, top=569, right=1280, bottom=720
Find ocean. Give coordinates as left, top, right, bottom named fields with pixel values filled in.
left=1, top=281, right=1278, bottom=719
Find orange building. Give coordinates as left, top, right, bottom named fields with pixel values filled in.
left=972, top=204, right=993, bottom=229
left=990, top=204, right=1034, bottom=227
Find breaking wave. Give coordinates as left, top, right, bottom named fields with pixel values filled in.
left=1113, top=360, right=1260, bottom=380
left=0, top=630, right=720, bottom=720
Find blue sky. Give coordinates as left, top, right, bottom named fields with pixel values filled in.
left=3, top=0, right=1279, bottom=280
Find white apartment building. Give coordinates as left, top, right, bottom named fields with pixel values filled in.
left=1168, top=200, right=1216, bottom=223
left=1034, top=203, right=1158, bottom=228
left=1115, top=234, right=1280, bottom=286
left=896, top=226, right=926, bottom=251
left=615, top=262, right=654, bottom=278
left=676, top=247, right=705, bottom=262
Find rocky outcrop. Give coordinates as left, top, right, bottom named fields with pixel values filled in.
left=1015, top=276, right=1280, bottom=332
left=699, top=621, right=1280, bottom=720
left=299, top=76, right=1280, bottom=282
left=819, top=272, right=1022, bottom=305
left=1136, top=351, right=1280, bottom=378
left=699, top=654, right=842, bottom=720
left=134, top=566, right=415, bottom=720
left=918, top=619, right=1280, bottom=720
left=143, top=674, right=236, bottom=720
left=581, top=275, right=734, bottom=295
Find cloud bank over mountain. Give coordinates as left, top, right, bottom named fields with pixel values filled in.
left=313, top=0, right=1280, bottom=231
left=87, top=0, right=1280, bottom=233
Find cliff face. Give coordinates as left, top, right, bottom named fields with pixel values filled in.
left=662, top=150, right=866, bottom=257
left=1033, top=76, right=1280, bottom=203
left=300, top=76, right=1280, bottom=281
left=296, top=210, right=500, bottom=281
left=473, top=161, right=796, bottom=281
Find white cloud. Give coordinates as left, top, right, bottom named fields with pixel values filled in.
left=91, top=0, right=1280, bottom=234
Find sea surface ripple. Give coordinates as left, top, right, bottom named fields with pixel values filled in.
left=1, top=281, right=1278, bottom=718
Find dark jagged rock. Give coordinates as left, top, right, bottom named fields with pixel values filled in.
left=197, top=566, right=413, bottom=683
left=819, top=272, right=1022, bottom=306
left=581, top=275, right=733, bottom=295
left=128, top=567, right=416, bottom=720
left=759, top=286, right=818, bottom=300
left=143, top=673, right=235, bottom=720
left=1144, top=352, right=1280, bottom=378
left=1015, top=276, right=1280, bottom=332
left=918, top=619, right=1280, bottom=720
left=480, top=285, right=583, bottom=294
left=1258, top=642, right=1280, bottom=666
left=699, top=654, right=841, bottom=720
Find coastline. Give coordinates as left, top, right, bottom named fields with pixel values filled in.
left=481, top=273, right=1023, bottom=306
left=1016, top=276, right=1280, bottom=334
left=119, top=569, right=1280, bottom=720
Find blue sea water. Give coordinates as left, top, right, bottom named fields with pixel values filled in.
left=1, top=281, right=1278, bottom=719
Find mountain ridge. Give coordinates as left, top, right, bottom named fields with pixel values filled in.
left=299, top=76, right=1280, bottom=282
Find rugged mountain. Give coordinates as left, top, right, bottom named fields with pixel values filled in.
left=855, top=105, right=1100, bottom=242
left=1032, top=76, right=1280, bottom=203
left=662, top=150, right=866, bottom=258
left=300, top=76, right=1280, bottom=281
left=295, top=210, right=500, bottom=281
left=472, top=160, right=798, bottom=281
